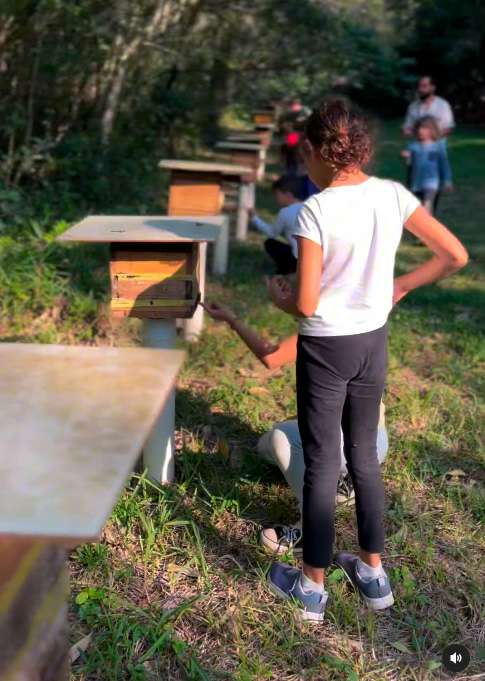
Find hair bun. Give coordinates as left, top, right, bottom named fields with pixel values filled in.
left=306, top=98, right=372, bottom=169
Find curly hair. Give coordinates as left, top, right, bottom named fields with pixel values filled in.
left=305, top=98, right=373, bottom=170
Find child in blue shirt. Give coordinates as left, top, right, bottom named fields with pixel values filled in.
left=401, top=115, right=453, bottom=215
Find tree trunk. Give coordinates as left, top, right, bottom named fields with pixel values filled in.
left=100, top=0, right=167, bottom=146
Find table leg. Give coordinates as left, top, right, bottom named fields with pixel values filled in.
left=212, top=215, right=229, bottom=276
left=141, top=318, right=177, bottom=483
left=236, top=184, right=251, bottom=241
left=183, top=241, right=207, bottom=342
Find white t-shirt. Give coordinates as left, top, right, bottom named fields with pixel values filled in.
left=252, top=202, right=302, bottom=257
left=403, top=96, right=455, bottom=133
left=292, top=177, right=420, bottom=337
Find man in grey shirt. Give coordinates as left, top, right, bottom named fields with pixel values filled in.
left=403, top=75, right=455, bottom=137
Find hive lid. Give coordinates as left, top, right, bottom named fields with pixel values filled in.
left=216, top=141, right=263, bottom=151
left=57, top=215, right=220, bottom=243
left=159, top=159, right=252, bottom=177
left=0, top=343, right=184, bottom=542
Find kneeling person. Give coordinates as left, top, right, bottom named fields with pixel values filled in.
left=204, top=299, right=388, bottom=555
left=250, top=175, right=303, bottom=275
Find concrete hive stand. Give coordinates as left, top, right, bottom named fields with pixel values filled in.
left=159, top=159, right=255, bottom=241
left=0, top=343, right=184, bottom=681
left=58, top=215, right=218, bottom=483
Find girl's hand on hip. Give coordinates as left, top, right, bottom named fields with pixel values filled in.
left=392, top=279, right=408, bottom=306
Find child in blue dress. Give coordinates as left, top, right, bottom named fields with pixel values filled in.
left=401, top=115, right=453, bottom=215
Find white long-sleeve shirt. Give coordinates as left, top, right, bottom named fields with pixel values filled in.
left=252, top=202, right=303, bottom=257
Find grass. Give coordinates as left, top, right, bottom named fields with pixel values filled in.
left=1, top=121, right=484, bottom=680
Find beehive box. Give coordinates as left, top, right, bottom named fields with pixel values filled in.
left=253, top=110, right=275, bottom=126
left=109, top=242, right=199, bottom=319
left=57, top=216, right=219, bottom=320
left=159, top=160, right=252, bottom=216
left=215, top=143, right=265, bottom=182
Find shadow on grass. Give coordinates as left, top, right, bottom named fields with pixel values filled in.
left=175, top=387, right=299, bottom=533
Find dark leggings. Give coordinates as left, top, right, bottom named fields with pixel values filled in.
left=296, top=325, right=388, bottom=568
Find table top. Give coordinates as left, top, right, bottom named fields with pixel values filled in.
left=159, top=159, right=252, bottom=177
left=226, top=133, right=264, bottom=141
left=0, top=343, right=184, bottom=542
left=57, top=215, right=220, bottom=243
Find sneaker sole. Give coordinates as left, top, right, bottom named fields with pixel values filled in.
left=267, top=578, right=325, bottom=622
left=336, top=561, right=394, bottom=611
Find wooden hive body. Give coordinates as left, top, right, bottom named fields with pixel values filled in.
left=167, top=170, right=224, bottom=216
left=109, top=242, right=199, bottom=319
left=253, top=111, right=275, bottom=125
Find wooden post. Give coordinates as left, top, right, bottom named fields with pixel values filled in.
left=0, top=539, right=69, bottom=681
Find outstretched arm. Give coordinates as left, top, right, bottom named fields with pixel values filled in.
left=393, top=206, right=468, bottom=304
left=203, top=302, right=297, bottom=369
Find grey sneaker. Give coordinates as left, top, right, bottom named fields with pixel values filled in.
left=260, top=525, right=302, bottom=555
left=334, top=551, right=394, bottom=610
left=267, top=562, right=328, bottom=622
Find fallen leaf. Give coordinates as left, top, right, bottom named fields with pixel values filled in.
left=238, top=367, right=254, bottom=377
left=248, top=386, right=271, bottom=397
left=217, top=438, right=230, bottom=457
left=160, top=595, right=185, bottom=613
left=166, top=563, right=198, bottom=578
left=345, top=637, right=364, bottom=654
left=391, top=641, right=413, bottom=654
left=69, top=633, right=92, bottom=663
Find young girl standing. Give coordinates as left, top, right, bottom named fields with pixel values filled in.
left=267, top=99, right=468, bottom=622
left=401, top=115, right=453, bottom=215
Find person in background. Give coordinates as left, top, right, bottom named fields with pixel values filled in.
left=250, top=175, right=302, bottom=275
left=267, top=98, right=468, bottom=622
left=280, top=122, right=301, bottom=175
left=401, top=115, right=453, bottom=215
left=403, top=75, right=455, bottom=137
left=203, top=299, right=389, bottom=556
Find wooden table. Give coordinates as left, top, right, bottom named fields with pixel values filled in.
left=0, top=343, right=184, bottom=681
left=159, top=159, right=255, bottom=241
